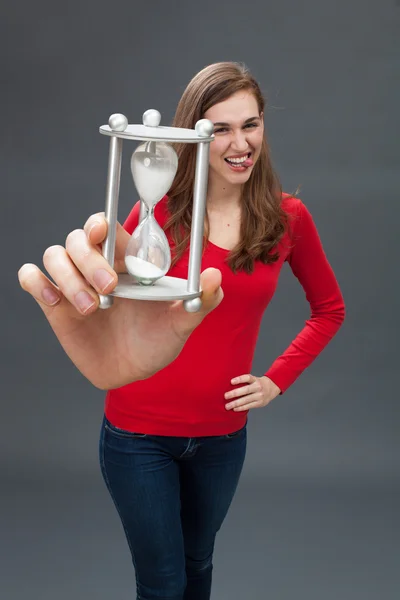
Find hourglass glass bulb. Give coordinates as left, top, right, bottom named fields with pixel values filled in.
left=130, top=141, right=178, bottom=208
left=125, top=140, right=178, bottom=285
left=125, top=215, right=172, bottom=285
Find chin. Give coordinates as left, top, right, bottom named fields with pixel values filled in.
left=225, top=169, right=253, bottom=184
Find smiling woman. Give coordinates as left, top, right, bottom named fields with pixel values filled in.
left=100, top=61, right=345, bottom=600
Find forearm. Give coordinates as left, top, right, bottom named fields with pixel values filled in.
left=264, top=297, right=345, bottom=394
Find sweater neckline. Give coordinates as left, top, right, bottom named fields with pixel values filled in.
left=206, top=240, right=231, bottom=254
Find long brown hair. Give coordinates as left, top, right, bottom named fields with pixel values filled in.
left=165, top=61, right=294, bottom=274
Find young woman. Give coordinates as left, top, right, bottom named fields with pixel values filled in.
left=18, top=62, right=345, bottom=600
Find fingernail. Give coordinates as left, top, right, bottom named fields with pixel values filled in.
left=93, top=269, right=115, bottom=292
left=88, top=221, right=101, bottom=237
left=75, top=291, right=96, bottom=314
left=42, top=288, right=61, bottom=306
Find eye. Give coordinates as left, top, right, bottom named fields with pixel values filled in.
left=243, top=122, right=258, bottom=129
left=214, top=127, right=228, bottom=134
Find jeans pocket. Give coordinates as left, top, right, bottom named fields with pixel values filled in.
left=104, top=419, right=147, bottom=439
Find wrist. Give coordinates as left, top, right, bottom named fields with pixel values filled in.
left=262, top=376, right=281, bottom=396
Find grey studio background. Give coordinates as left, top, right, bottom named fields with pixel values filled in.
left=2, top=1, right=399, bottom=599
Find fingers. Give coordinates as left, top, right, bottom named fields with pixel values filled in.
left=224, top=374, right=262, bottom=410
left=19, top=209, right=131, bottom=320
left=65, top=229, right=117, bottom=295
left=42, top=245, right=100, bottom=314
left=18, top=263, right=63, bottom=312
left=225, top=376, right=260, bottom=400
left=225, top=389, right=261, bottom=407
left=225, top=391, right=261, bottom=410
left=224, top=383, right=253, bottom=400
left=83, top=213, right=107, bottom=246
left=231, top=402, right=258, bottom=412
left=231, top=374, right=254, bottom=385
left=83, top=213, right=130, bottom=273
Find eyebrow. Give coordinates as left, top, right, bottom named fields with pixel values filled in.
left=213, top=116, right=260, bottom=127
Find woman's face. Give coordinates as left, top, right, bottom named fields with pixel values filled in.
left=203, top=90, right=264, bottom=189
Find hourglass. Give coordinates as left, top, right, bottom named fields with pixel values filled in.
left=98, top=109, right=214, bottom=312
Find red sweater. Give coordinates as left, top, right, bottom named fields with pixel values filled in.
left=105, top=194, right=345, bottom=437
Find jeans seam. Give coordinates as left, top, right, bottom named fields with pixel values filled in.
left=179, top=438, right=196, bottom=459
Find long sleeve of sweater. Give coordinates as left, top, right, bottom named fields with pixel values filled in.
left=264, top=201, right=346, bottom=393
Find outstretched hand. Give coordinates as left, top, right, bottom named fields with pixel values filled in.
left=18, top=213, right=224, bottom=389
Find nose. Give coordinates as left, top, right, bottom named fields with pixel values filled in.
left=231, top=129, right=249, bottom=153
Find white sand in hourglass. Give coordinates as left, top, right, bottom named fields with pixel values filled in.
left=133, top=156, right=175, bottom=205
left=125, top=255, right=164, bottom=280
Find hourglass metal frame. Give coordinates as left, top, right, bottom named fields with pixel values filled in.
left=98, top=111, right=214, bottom=313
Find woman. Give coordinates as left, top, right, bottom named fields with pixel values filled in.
left=19, top=62, right=345, bottom=600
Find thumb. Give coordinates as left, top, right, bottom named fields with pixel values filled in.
left=198, top=267, right=224, bottom=313
left=171, top=268, right=223, bottom=338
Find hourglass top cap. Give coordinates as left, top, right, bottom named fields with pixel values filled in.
left=100, top=113, right=214, bottom=143
left=195, top=119, right=214, bottom=137
left=143, top=109, right=161, bottom=127
left=108, top=113, right=128, bottom=132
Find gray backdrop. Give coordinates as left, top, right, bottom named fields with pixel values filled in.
left=2, top=1, right=399, bottom=598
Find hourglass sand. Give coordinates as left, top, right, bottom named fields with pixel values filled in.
left=98, top=109, right=214, bottom=313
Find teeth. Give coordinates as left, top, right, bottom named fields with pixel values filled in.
left=226, top=154, right=248, bottom=164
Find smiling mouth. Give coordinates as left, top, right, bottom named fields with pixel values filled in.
left=224, top=152, right=251, bottom=166
left=224, top=152, right=253, bottom=171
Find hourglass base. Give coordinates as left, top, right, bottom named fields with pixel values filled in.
left=109, top=273, right=201, bottom=302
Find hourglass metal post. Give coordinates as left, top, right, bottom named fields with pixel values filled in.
left=184, top=120, right=213, bottom=312
left=98, top=111, right=214, bottom=313
left=99, top=114, right=126, bottom=309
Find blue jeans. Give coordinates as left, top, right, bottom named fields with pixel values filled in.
left=99, top=415, right=247, bottom=600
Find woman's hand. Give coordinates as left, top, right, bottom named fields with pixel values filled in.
left=18, top=213, right=223, bottom=389
left=224, top=374, right=281, bottom=412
